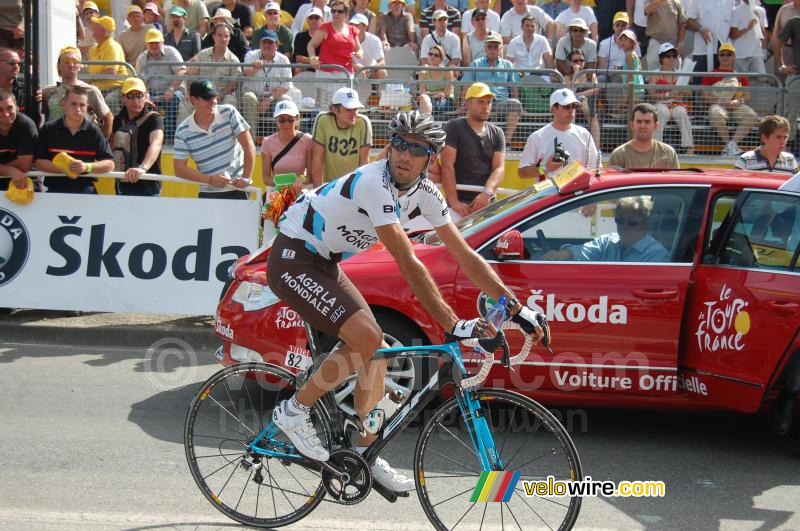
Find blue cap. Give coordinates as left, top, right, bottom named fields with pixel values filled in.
left=260, top=29, right=279, bottom=42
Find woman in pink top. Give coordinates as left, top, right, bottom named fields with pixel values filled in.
left=307, top=0, right=363, bottom=107
left=261, top=100, right=316, bottom=191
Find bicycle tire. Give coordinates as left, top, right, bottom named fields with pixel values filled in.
left=184, top=362, right=331, bottom=528
left=414, top=389, right=583, bottom=530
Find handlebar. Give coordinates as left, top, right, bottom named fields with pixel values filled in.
left=458, top=320, right=534, bottom=389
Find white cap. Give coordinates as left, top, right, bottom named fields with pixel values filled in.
left=265, top=2, right=281, bottom=11
left=331, top=87, right=364, bottom=109
left=273, top=99, right=300, bottom=117
left=308, top=6, right=324, bottom=17
left=349, top=13, right=369, bottom=26
left=549, top=88, right=580, bottom=107
left=658, top=42, right=676, bottom=55
left=432, top=9, right=448, bottom=19
left=213, top=8, right=234, bottom=24
left=568, top=18, right=589, bottom=31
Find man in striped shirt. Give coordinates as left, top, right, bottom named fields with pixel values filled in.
left=173, top=80, right=256, bottom=199
left=734, top=115, right=798, bottom=174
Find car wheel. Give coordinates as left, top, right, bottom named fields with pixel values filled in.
left=320, top=314, right=432, bottom=418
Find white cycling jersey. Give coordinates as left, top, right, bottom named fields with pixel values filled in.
left=279, top=160, right=451, bottom=261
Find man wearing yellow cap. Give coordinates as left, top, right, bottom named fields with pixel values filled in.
left=135, top=29, right=186, bottom=140
left=118, top=5, right=155, bottom=64
left=42, top=46, right=113, bottom=139
left=78, top=1, right=101, bottom=56
left=441, top=82, right=506, bottom=218
left=87, top=15, right=127, bottom=114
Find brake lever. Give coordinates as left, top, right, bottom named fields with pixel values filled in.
left=477, top=330, right=505, bottom=354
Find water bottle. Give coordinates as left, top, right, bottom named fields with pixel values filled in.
left=485, top=296, right=508, bottom=332
left=363, top=390, right=405, bottom=434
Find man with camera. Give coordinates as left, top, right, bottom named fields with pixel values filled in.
left=518, top=88, right=599, bottom=181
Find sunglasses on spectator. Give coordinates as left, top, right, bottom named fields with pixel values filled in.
left=429, top=53, right=441, bottom=58
left=719, top=51, right=734, bottom=57
left=570, top=28, right=586, bottom=33
left=125, top=92, right=145, bottom=99
left=277, top=117, right=296, bottom=123
left=486, top=43, right=500, bottom=49
left=331, top=8, right=347, bottom=14
left=571, top=59, right=585, bottom=63
left=473, top=15, right=486, bottom=20
left=267, top=10, right=280, bottom=15
left=614, top=216, right=643, bottom=227
left=661, top=52, right=678, bottom=59
left=61, top=58, right=81, bottom=65
left=308, top=15, right=321, bottom=19
left=613, top=22, right=627, bottom=27
left=5, top=59, right=20, bottom=66
left=390, top=134, right=435, bottom=157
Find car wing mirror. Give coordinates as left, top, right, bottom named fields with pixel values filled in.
left=495, top=229, right=524, bottom=260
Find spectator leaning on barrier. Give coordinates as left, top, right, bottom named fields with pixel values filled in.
left=173, top=0, right=210, bottom=37
left=86, top=15, right=126, bottom=115
left=735, top=115, right=799, bottom=173
left=462, top=33, right=522, bottom=143
left=418, top=44, right=455, bottom=116
left=242, top=30, right=300, bottom=136
left=293, top=0, right=333, bottom=37
left=518, top=88, right=600, bottom=180
left=554, top=18, right=597, bottom=76
left=421, top=10, right=462, bottom=66
left=441, top=82, right=505, bottom=217
left=118, top=5, right=154, bottom=64
left=701, top=43, right=758, bottom=157
left=262, top=99, right=317, bottom=191
left=173, top=80, right=256, bottom=199
left=378, top=0, right=417, bottom=52
left=165, top=5, right=202, bottom=61
left=350, top=14, right=387, bottom=81
left=609, top=102, right=679, bottom=169
left=730, top=0, right=768, bottom=75
left=308, top=0, right=362, bottom=109
left=500, top=0, right=555, bottom=44
left=202, top=9, right=250, bottom=62
left=0, top=89, right=37, bottom=193
left=34, top=85, right=115, bottom=195
left=311, top=86, right=372, bottom=182
left=293, top=7, right=323, bottom=74
left=556, top=0, right=599, bottom=42
left=42, top=46, right=112, bottom=139
left=649, top=42, right=694, bottom=155
left=111, top=77, right=164, bottom=196
left=251, top=3, right=294, bottom=56
left=462, top=0, right=500, bottom=35
left=420, top=0, right=462, bottom=39
left=642, top=0, right=686, bottom=71
left=462, top=8, right=498, bottom=65
left=136, top=28, right=186, bottom=142
left=686, top=0, right=736, bottom=82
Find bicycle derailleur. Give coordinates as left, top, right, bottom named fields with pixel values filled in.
left=320, top=449, right=372, bottom=504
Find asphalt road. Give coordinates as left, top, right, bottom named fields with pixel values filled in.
left=1, top=339, right=799, bottom=530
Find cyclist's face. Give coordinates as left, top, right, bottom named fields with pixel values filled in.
left=389, top=134, right=431, bottom=185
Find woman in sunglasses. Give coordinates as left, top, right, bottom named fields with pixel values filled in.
left=564, top=49, right=600, bottom=146
left=649, top=42, right=694, bottom=155
left=418, top=44, right=454, bottom=118
left=261, top=99, right=316, bottom=193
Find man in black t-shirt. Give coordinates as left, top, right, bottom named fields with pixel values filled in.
left=0, top=88, right=36, bottom=191
left=440, top=82, right=505, bottom=217
left=112, top=77, right=164, bottom=196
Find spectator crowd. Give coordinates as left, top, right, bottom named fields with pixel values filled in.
left=2, top=0, right=800, bottom=204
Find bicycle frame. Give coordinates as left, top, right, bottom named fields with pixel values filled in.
left=247, top=334, right=506, bottom=473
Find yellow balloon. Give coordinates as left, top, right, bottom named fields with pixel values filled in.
left=734, top=311, right=750, bottom=335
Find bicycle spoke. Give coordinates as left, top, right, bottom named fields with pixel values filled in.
left=451, top=500, right=478, bottom=530
left=513, top=487, right=571, bottom=509
left=241, top=376, right=264, bottom=434
left=278, top=459, right=314, bottom=496
left=201, top=455, right=238, bottom=482
left=512, top=489, right=555, bottom=531
left=504, top=501, right=523, bottom=531
left=235, top=468, right=254, bottom=511
left=207, top=395, right=258, bottom=437
left=431, top=486, right=475, bottom=508
left=438, top=423, right=479, bottom=458
left=423, top=473, right=482, bottom=479
left=194, top=452, right=248, bottom=459
left=494, top=403, right=518, bottom=458
left=509, top=448, right=561, bottom=472
left=217, top=458, right=240, bottom=498
left=479, top=502, right=488, bottom=531
left=190, top=431, right=250, bottom=443
left=267, top=460, right=277, bottom=520
left=425, top=446, right=481, bottom=475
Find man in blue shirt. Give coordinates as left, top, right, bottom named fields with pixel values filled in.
left=461, top=33, right=522, bottom=142
left=542, top=196, right=671, bottom=262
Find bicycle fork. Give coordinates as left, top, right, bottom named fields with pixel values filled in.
left=456, top=389, right=504, bottom=472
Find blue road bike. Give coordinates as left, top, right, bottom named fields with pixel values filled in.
left=185, top=307, right=583, bottom=529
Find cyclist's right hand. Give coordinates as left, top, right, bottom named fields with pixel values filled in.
left=449, top=318, right=489, bottom=340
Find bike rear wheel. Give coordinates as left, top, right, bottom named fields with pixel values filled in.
left=414, top=389, right=582, bottom=530
left=184, top=362, right=330, bottom=528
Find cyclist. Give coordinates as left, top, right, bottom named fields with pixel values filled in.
left=268, top=110, right=545, bottom=492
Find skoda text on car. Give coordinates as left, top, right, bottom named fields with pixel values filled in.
left=215, top=168, right=800, bottom=423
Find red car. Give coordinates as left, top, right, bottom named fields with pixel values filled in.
left=214, top=168, right=800, bottom=427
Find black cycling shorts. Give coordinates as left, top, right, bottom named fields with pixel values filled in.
left=267, top=233, right=373, bottom=338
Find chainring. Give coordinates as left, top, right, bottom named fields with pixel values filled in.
left=321, top=449, right=372, bottom=504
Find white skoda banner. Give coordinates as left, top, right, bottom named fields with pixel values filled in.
left=0, top=194, right=260, bottom=314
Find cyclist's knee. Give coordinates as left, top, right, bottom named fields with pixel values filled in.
left=340, top=313, right=383, bottom=362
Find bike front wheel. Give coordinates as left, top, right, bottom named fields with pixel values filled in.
left=184, top=362, right=330, bottom=528
left=414, top=389, right=582, bottom=530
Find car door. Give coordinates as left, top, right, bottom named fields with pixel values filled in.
left=682, top=189, right=800, bottom=413
left=454, top=185, right=707, bottom=401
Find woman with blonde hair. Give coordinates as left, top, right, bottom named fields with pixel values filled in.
left=261, top=99, right=316, bottom=192
left=418, top=44, right=454, bottom=118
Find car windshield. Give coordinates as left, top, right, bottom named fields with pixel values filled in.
left=421, top=181, right=559, bottom=245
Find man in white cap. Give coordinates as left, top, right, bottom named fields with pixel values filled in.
left=420, top=10, right=462, bottom=66
left=350, top=14, right=387, bottom=79
left=311, top=86, right=372, bottom=181
left=554, top=18, right=597, bottom=76
left=293, top=0, right=332, bottom=37
left=251, top=2, right=294, bottom=55
left=555, top=0, right=599, bottom=42
left=518, top=88, right=599, bottom=180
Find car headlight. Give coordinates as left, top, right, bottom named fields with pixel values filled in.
left=231, top=281, right=281, bottom=311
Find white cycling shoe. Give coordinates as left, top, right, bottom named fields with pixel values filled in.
left=371, top=456, right=415, bottom=492
left=272, top=400, right=330, bottom=462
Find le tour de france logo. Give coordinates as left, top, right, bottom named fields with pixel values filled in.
left=0, top=207, right=30, bottom=288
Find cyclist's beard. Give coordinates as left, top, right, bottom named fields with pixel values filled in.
left=387, top=151, right=429, bottom=193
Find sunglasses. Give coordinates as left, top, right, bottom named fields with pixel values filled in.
left=61, top=58, right=81, bottom=65
left=125, top=92, right=145, bottom=99
left=267, top=10, right=280, bottom=15
left=331, top=8, right=347, bottom=14
left=571, top=59, right=585, bottom=63
left=486, top=43, right=500, bottom=48
left=391, top=135, right=434, bottom=157
left=614, top=216, right=643, bottom=227
left=719, top=52, right=734, bottom=57
left=308, top=15, right=321, bottom=19
left=570, top=28, right=586, bottom=33
left=277, top=116, right=296, bottom=123
left=428, top=53, right=441, bottom=58
left=661, top=52, right=678, bottom=59
left=473, top=16, right=486, bottom=20
left=6, top=59, right=20, bottom=66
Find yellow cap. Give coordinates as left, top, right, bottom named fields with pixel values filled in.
left=719, top=42, right=736, bottom=54
left=465, top=82, right=494, bottom=100
left=90, top=16, right=116, bottom=33
left=145, top=28, right=164, bottom=43
left=82, top=1, right=99, bottom=12
left=127, top=5, right=143, bottom=15
left=613, top=12, right=629, bottom=23
left=58, top=46, right=80, bottom=59
left=121, top=77, right=147, bottom=94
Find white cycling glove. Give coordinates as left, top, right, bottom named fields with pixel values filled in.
left=511, top=305, right=551, bottom=349
left=450, top=318, right=488, bottom=340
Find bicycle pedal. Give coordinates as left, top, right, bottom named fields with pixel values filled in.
left=372, top=481, right=399, bottom=503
